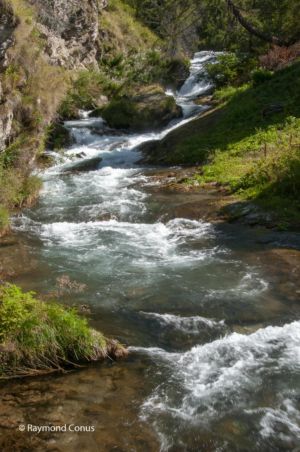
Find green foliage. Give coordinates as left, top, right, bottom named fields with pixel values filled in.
left=125, top=0, right=300, bottom=56
left=236, top=118, right=300, bottom=199
left=251, top=68, right=274, bottom=86
left=0, top=150, right=42, bottom=210
left=45, top=123, right=72, bottom=151
left=101, top=50, right=168, bottom=86
left=0, top=284, right=108, bottom=377
left=206, top=53, right=258, bottom=87
left=59, top=70, right=119, bottom=119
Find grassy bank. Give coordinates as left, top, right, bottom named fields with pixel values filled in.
left=144, top=61, right=300, bottom=227
left=0, top=284, right=127, bottom=379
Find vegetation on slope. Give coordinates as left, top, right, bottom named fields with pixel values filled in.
left=0, top=0, right=72, bottom=234
left=143, top=61, right=300, bottom=226
left=0, top=284, right=127, bottom=379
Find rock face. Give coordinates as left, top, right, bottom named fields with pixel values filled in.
left=0, top=0, right=18, bottom=152
left=0, top=98, right=14, bottom=152
left=30, top=0, right=108, bottom=68
left=0, top=0, right=108, bottom=153
left=0, top=1, right=17, bottom=67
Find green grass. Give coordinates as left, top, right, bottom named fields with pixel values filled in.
left=153, top=61, right=300, bottom=226
left=100, top=0, right=159, bottom=55
left=0, top=284, right=127, bottom=378
left=172, top=62, right=300, bottom=164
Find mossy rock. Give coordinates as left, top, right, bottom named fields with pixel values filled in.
left=101, top=84, right=182, bottom=132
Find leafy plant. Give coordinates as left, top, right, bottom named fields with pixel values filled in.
left=251, top=68, right=273, bottom=86
left=206, top=53, right=258, bottom=87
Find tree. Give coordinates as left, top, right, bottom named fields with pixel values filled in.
left=226, top=0, right=300, bottom=46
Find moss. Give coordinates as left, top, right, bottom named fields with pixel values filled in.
left=101, top=84, right=181, bottom=131
left=0, top=284, right=128, bottom=379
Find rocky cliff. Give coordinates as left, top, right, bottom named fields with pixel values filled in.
left=0, top=1, right=18, bottom=151
left=0, top=0, right=108, bottom=153
left=29, top=0, right=107, bottom=68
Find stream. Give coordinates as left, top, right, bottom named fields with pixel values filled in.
left=1, top=51, right=300, bottom=451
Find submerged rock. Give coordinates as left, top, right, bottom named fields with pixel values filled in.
left=62, top=156, right=102, bottom=173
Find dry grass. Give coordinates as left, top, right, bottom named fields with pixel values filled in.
left=100, top=0, right=159, bottom=57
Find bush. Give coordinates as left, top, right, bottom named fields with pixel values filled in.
left=59, top=70, right=119, bottom=119
left=251, top=68, right=273, bottom=86
left=0, top=157, right=42, bottom=209
left=260, top=44, right=300, bottom=71
left=46, top=123, right=73, bottom=151
left=0, top=284, right=127, bottom=378
left=206, top=53, right=258, bottom=87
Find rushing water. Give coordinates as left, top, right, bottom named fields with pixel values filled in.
left=1, top=51, right=300, bottom=451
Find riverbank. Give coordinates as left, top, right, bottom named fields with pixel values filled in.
left=0, top=284, right=128, bottom=379
left=140, top=61, right=300, bottom=229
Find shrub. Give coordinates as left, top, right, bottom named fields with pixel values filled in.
left=45, top=123, right=73, bottom=151
left=206, top=53, right=258, bottom=87
left=260, top=44, right=300, bottom=71
left=59, top=70, right=119, bottom=119
left=251, top=68, right=273, bottom=86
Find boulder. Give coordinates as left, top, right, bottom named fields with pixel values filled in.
left=62, top=156, right=102, bottom=173
left=101, top=84, right=182, bottom=132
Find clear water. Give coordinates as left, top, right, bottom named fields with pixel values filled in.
left=1, top=52, right=300, bottom=451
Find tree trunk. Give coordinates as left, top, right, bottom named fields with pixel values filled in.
left=226, top=0, right=297, bottom=47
